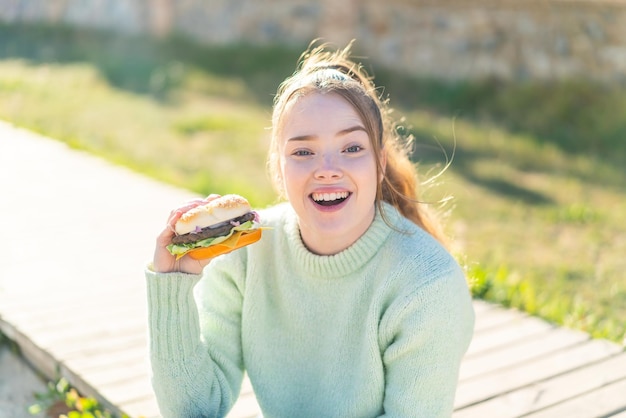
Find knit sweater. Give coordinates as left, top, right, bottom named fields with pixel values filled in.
left=146, top=202, right=475, bottom=418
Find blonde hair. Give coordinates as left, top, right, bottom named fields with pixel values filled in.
left=268, top=41, right=446, bottom=245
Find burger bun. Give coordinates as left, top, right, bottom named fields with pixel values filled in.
left=175, top=194, right=252, bottom=235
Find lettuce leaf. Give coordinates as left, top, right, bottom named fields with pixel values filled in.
left=167, top=220, right=258, bottom=256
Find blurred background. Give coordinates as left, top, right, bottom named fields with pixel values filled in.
left=0, top=0, right=625, bottom=412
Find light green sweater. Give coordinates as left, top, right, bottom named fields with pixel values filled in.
left=146, top=202, right=474, bottom=418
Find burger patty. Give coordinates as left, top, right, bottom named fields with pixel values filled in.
left=171, top=212, right=255, bottom=245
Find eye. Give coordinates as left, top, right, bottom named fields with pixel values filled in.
left=292, top=149, right=313, bottom=157
left=344, top=144, right=364, bottom=153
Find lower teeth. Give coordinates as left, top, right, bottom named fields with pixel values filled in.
left=316, top=198, right=346, bottom=206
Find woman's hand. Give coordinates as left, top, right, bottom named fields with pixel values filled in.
left=152, top=194, right=221, bottom=274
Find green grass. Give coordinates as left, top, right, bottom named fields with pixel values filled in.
left=29, top=377, right=129, bottom=418
left=1, top=23, right=625, bottom=344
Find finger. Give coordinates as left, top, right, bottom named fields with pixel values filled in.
left=166, top=198, right=208, bottom=229
left=204, top=193, right=221, bottom=202
left=156, top=223, right=176, bottom=244
left=168, top=198, right=206, bottom=217
left=166, top=194, right=222, bottom=233
left=176, top=195, right=220, bottom=213
left=179, top=253, right=213, bottom=275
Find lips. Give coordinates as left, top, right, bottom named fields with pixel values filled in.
left=310, top=191, right=351, bottom=207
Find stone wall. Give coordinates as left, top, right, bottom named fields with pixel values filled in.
left=1, top=0, right=625, bottom=82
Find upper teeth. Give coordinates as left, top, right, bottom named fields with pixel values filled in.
left=312, top=192, right=349, bottom=201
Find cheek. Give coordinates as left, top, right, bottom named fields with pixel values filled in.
left=350, top=157, right=378, bottom=179
left=354, top=159, right=380, bottom=196
left=281, top=160, right=307, bottom=194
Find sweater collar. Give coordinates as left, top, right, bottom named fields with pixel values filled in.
left=283, top=202, right=401, bottom=279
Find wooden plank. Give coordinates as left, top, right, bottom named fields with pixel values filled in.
left=465, top=315, right=554, bottom=358
left=454, top=339, right=622, bottom=409
left=57, top=365, right=155, bottom=418
left=31, top=317, right=146, bottom=350
left=0, top=321, right=60, bottom=382
left=472, top=300, right=499, bottom=314
left=52, top=372, right=124, bottom=418
left=459, top=326, right=588, bottom=381
left=228, top=391, right=262, bottom=418
left=81, top=358, right=151, bottom=387
left=240, top=374, right=255, bottom=396
left=48, top=337, right=150, bottom=413
left=523, top=378, right=626, bottom=418
left=3, top=296, right=147, bottom=324
left=61, top=347, right=152, bottom=418
left=229, top=375, right=261, bottom=418
left=0, top=278, right=145, bottom=304
left=0, top=284, right=146, bottom=324
left=117, top=396, right=161, bottom=418
left=97, top=374, right=156, bottom=407
left=118, top=373, right=260, bottom=418
left=47, top=330, right=147, bottom=361
left=454, top=353, right=626, bottom=417
left=473, top=306, right=526, bottom=333
left=61, top=342, right=148, bottom=373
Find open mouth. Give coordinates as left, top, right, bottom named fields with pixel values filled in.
left=311, top=191, right=351, bottom=207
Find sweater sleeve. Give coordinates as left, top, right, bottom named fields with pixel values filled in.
left=145, top=255, right=246, bottom=418
left=378, top=261, right=475, bottom=418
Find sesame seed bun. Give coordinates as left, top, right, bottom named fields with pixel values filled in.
left=174, top=194, right=252, bottom=235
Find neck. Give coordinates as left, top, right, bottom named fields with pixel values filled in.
left=298, top=211, right=376, bottom=256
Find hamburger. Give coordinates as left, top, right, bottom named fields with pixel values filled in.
left=167, top=194, right=262, bottom=260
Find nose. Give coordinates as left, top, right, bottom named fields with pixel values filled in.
left=314, top=153, right=343, bottom=180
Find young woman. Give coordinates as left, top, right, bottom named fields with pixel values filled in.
left=148, top=42, right=474, bottom=417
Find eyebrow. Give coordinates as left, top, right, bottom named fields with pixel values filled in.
left=286, top=125, right=367, bottom=142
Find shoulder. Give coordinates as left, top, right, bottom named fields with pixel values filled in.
left=370, top=206, right=470, bottom=311
left=377, top=211, right=474, bottom=342
left=384, top=230, right=468, bottom=316
left=382, top=206, right=461, bottom=285
left=399, top=228, right=459, bottom=277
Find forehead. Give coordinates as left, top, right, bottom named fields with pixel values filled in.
left=280, top=92, right=364, bottom=133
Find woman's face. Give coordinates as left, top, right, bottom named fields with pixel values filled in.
left=278, top=92, right=382, bottom=255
